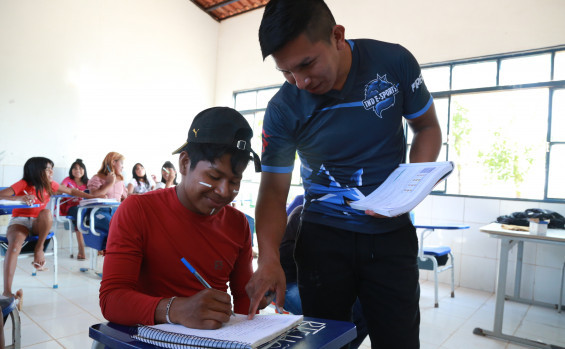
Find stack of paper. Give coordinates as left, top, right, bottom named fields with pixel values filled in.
left=0, top=200, right=25, bottom=205
left=79, top=198, right=119, bottom=206
left=350, top=161, right=454, bottom=217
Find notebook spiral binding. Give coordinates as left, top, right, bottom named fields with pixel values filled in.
left=133, top=325, right=251, bottom=349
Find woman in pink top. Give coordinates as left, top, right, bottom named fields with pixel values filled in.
left=86, top=152, right=128, bottom=244
left=60, top=159, right=89, bottom=260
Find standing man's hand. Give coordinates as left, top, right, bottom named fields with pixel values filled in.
left=246, top=258, right=286, bottom=318
left=247, top=171, right=292, bottom=318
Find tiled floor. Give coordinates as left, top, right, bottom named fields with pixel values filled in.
left=3, top=242, right=565, bottom=348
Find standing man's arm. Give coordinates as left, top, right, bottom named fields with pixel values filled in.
left=406, top=103, right=442, bottom=163
left=365, top=103, right=442, bottom=218
left=246, top=172, right=292, bottom=318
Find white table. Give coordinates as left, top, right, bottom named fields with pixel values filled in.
left=474, top=223, right=565, bottom=348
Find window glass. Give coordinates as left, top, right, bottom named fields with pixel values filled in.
left=445, top=89, right=548, bottom=199
left=548, top=144, right=565, bottom=199
left=421, top=67, right=450, bottom=92
left=235, top=91, right=256, bottom=111
left=554, top=51, right=565, bottom=80
left=499, top=54, right=551, bottom=85
left=452, top=61, right=497, bottom=89
left=434, top=98, right=449, bottom=142
left=406, top=98, right=448, bottom=145
left=257, top=88, right=279, bottom=109
left=551, top=89, right=565, bottom=141
left=433, top=145, right=448, bottom=192
left=239, top=47, right=565, bottom=202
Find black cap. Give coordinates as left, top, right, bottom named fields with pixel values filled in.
left=172, top=107, right=262, bottom=172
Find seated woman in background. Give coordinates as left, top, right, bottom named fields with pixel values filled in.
left=127, top=163, right=155, bottom=195
left=153, top=161, right=177, bottom=190
left=87, top=152, right=128, bottom=239
left=0, top=157, right=100, bottom=308
left=59, top=159, right=89, bottom=260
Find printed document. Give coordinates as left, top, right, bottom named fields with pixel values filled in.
left=350, top=161, right=454, bottom=217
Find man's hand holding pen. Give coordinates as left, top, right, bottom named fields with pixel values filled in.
left=165, top=290, right=234, bottom=330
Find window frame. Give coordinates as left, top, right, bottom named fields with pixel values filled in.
left=416, top=45, right=565, bottom=202
left=235, top=45, right=565, bottom=203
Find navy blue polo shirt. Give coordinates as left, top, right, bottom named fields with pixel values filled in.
left=261, top=39, right=433, bottom=234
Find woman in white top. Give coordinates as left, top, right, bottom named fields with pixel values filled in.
left=153, top=161, right=177, bottom=190
left=127, top=163, right=155, bottom=195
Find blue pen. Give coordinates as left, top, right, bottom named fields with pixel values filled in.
left=181, top=257, right=235, bottom=316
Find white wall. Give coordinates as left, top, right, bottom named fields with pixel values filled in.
left=413, top=197, right=565, bottom=304
left=215, top=0, right=565, bottom=301
left=0, top=0, right=219, bottom=184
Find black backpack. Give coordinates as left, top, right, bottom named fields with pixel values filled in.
left=496, top=208, right=565, bottom=229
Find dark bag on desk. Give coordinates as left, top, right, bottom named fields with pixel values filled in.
left=496, top=209, right=565, bottom=229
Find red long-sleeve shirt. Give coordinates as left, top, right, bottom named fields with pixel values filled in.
left=99, top=188, right=253, bottom=325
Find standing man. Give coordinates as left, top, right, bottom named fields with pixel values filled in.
left=246, top=0, right=441, bottom=348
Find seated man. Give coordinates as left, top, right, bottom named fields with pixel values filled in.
left=99, top=107, right=266, bottom=329
left=281, top=205, right=368, bottom=348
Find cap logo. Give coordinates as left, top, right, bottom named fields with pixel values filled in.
left=192, top=128, right=199, bottom=138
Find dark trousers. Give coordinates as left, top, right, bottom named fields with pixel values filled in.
left=295, top=220, right=420, bottom=349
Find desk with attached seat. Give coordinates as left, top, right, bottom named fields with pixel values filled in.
left=90, top=317, right=357, bottom=349
left=0, top=203, right=58, bottom=288
left=414, top=224, right=469, bottom=308
left=76, top=201, right=121, bottom=275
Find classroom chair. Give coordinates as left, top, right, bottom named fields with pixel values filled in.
left=50, top=195, right=77, bottom=258
left=0, top=232, right=58, bottom=289
left=286, top=194, right=304, bottom=216
left=76, top=205, right=110, bottom=275
left=416, top=227, right=455, bottom=308
left=2, top=297, right=21, bottom=349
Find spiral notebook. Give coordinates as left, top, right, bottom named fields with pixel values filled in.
left=132, top=314, right=303, bottom=349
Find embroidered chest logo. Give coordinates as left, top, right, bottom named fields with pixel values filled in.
left=214, top=260, right=223, bottom=270
left=363, top=74, right=399, bottom=118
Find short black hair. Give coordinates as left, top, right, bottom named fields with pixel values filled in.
left=259, top=0, right=336, bottom=59
left=183, top=143, right=251, bottom=176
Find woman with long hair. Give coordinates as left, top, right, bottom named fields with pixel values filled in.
left=86, top=152, right=128, bottom=238
left=0, top=157, right=98, bottom=308
left=60, top=159, right=89, bottom=260
left=153, top=161, right=178, bottom=190
left=127, top=163, right=155, bottom=194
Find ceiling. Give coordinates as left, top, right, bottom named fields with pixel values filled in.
left=189, top=0, right=269, bottom=21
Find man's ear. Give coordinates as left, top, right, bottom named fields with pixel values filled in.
left=332, top=25, right=347, bottom=50
left=178, top=152, right=191, bottom=176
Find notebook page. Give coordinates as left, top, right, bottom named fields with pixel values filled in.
left=350, top=162, right=453, bottom=216
left=141, top=314, right=303, bottom=348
